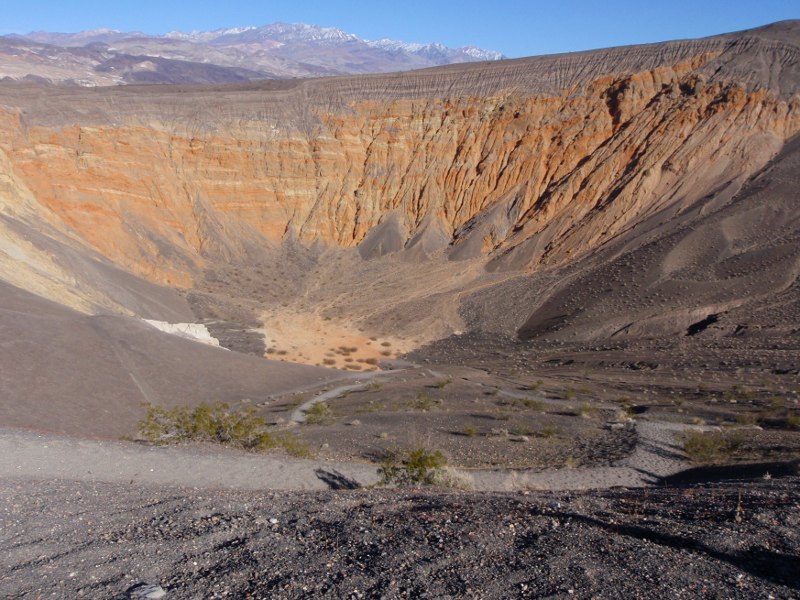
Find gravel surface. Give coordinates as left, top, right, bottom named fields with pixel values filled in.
left=1, top=476, right=798, bottom=598
left=0, top=415, right=703, bottom=493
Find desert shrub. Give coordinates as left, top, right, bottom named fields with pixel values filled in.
left=322, top=358, right=336, bottom=366
left=786, top=414, right=800, bottom=430
left=681, top=430, right=743, bottom=464
left=578, top=402, right=599, bottom=418
left=768, top=396, right=786, bottom=411
left=275, top=433, right=314, bottom=459
left=463, top=425, right=478, bottom=437
left=407, top=392, right=436, bottom=411
left=285, top=394, right=304, bottom=409
left=379, top=447, right=447, bottom=486
left=516, top=398, right=545, bottom=411
left=521, top=380, right=543, bottom=391
left=304, top=402, right=334, bottom=425
left=614, top=407, right=634, bottom=422
left=435, top=376, right=454, bottom=388
left=735, top=412, right=759, bottom=426
left=725, top=384, right=753, bottom=402
left=537, top=425, right=562, bottom=438
left=509, top=424, right=535, bottom=437
left=137, top=401, right=273, bottom=451
left=136, top=402, right=315, bottom=457
left=355, top=400, right=385, bottom=414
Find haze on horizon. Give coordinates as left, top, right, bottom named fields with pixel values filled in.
left=3, top=0, right=797, bottom=58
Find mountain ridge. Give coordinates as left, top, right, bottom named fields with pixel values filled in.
left=1, top=22, right=505, bottom=86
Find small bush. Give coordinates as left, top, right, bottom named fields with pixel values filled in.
left=521, top=380, right=543, bottom=391
left=516, top=398, right=545, bottom=411
left=616, top=405, right=635, bottom=421
left=725, top=384, right=753, bottom=402
left=435, top=376, right=454, bottom=389
left=304, top=402, right=334, bottom=425
left=407, top=392, right=436, bottom=411
left=285, top=394, right=304, bottom=409
left=275, top=433, right=314, bottom=459
left=786, top=414, right=800, bottom=430
left=735, top=413, right=759, bottom=426
left=768, top=396, right=786, bottom=411
left=463, top=425, right=478, bottom=437
left=537, top=425, right=562, bottom=438
left=355, top=400, right=385, bottom=414
left=379, top=447, right=447, bottom=486
left=137, top=401, right=273, bottom=451
left=578, top=403, right=599, bottom=419
left=681, top=430, right=742, bottom=464
left=509, top=424, right=535, bottom=437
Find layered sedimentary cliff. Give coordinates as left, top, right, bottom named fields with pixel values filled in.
left=0, top=22, right=797, bottom=308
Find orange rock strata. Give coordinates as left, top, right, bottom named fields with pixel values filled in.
left=0, top=53, right=797, bottom=285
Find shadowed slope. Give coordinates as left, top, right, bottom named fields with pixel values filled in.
left=515, top=134, right=800, bottom=342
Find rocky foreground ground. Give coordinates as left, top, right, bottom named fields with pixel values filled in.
left=1, top=475, right=798, bottom=599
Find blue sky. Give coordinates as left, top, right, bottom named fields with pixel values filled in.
left=3, top=0, right=797, bottom=57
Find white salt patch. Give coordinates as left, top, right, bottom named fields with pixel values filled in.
left=143, top=320, right=221, bottom=347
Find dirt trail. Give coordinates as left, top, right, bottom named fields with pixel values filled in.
left=0, top=429, right=378, bottom=491
left=465, top=420, right=695, bottom=491
left=290, top=382, right=372, bottom=423
left=0, top=416, right=701, bottom=492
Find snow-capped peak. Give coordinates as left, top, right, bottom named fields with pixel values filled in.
left=365, top=38, right=504, bottom=61
left=459, top=46, right=505, bottom=61
left=164, top=26, right=257, bottom=42
left=252, top=23, right=360, bottom=43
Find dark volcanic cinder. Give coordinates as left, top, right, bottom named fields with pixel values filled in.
left=0, top=477, right=798, bottom=598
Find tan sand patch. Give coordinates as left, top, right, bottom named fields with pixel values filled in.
left=260, top=308, right=411, bottom=369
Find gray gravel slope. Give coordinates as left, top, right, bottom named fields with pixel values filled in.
left=1, top=477, right=798, bottom=599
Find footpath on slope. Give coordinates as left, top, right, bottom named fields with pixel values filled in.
left=0, top=414, right=701, bottom=492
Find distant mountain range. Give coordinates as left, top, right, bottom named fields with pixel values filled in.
left=0, top=23, right=505, bottom=86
